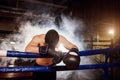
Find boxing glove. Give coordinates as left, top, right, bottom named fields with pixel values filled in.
left=63, top=48, right=80, bottom=69
left=39, top=46, right=63, bottom=64
left=48, top=49, right=63, bottom=64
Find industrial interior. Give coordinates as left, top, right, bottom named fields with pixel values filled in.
left=0, top=0, right=120, bottom=80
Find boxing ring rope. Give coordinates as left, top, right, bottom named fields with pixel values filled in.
left=0, top=46, right=119, bottom=58
left=0, top=47, right=120, bottom=80
left=0, top=63, right=119, bottom=72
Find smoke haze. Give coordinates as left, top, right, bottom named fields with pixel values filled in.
left=0, top=13, right=103, bottom=80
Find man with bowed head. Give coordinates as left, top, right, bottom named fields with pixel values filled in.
left=25, top=29, right=80, bottom=80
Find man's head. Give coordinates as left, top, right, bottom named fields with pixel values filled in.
left=45, top=29, right=59, bottom=49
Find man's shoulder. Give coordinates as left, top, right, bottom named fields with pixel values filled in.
left=59, top=35, right=66, bottom=39
left=59, top=35, right=67, bottom=42
left=33, top=34, right=45, bottom=39
left=35, top=34, right=45, bottom=37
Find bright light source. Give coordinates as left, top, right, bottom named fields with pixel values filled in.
left=10, top=42, right=16, bottom=45
left=108, top=29, right=114, bottom=35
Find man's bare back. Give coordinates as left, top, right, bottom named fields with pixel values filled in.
left=25, top=34, right=78, bottom=66
left=25, top=29, right=78, bottom=66
left=25, top=29, right=80, bottom=80
left=25, top=34, right=52, bottom=66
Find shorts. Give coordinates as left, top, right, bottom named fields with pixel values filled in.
left=32, top=63, right=56, bottom=80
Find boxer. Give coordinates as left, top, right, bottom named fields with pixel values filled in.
left=25, top=29, right=80, bottom=80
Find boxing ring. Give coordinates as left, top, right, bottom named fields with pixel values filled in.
left=0, top=47, right=120, bottom=80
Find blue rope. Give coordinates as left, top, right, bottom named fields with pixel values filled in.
left=0, top=66, right=51, bottom=73
left=7, top=46, right=120, bottom=58
left=0, top=63, right=120, bottom=73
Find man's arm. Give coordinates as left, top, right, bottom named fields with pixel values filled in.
left=61, top=35, right=80, bottom=69
left=25, top=36, right=40, bottom=54
left=60, top=35, right=78, bottom=50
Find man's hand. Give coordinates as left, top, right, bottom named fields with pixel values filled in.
left=63, top=48, right=80, bottom=69
left=48, top=49, right=63, bottom=64
left=39, top=46, right=49, bottom=54
left=39, top=46, right=63, bottom=64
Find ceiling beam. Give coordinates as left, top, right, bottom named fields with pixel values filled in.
left=19, top=0, right=67, bottom=9
left=0, top=30, right=14, bottom=34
